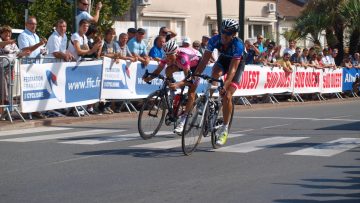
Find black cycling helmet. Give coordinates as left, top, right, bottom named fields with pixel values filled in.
left=221, top=19, right=239, bottom=33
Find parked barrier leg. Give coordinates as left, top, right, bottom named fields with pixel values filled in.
left=128, top=101, right=138, bottom=113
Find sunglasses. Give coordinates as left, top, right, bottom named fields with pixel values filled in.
left=221, top=29, right=234, bottom=36
left=81, top=2, right=89, bottom=6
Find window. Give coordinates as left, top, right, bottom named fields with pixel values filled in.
left=248, top=24, right=271, bottom=38
left=176, top=21, right=185, bottom=42
left=142, top=20, right=168, bottom=39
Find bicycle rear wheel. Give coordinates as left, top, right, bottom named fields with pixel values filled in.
left=138, top=91, right=166, bottom=140
left=211, top=99, right=235, bottom=149
left=181, top=97, right=205, bottom=155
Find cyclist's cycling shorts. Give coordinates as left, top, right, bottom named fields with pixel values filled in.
left=215, top=54, right=245, bottom=87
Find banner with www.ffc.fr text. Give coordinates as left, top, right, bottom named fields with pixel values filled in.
left=20, top=60, right=102, bottom=113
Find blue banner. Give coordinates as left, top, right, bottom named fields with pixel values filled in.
left=65, top=64, right=102, bottom=103
left=342, top=68, right=359, bottom=91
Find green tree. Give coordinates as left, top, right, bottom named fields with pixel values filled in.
left=340, top=0, right=360, bottom=55
left=92, top=0, right=131, bottom=34
left=0, top=0, right=27, bottom=28
left=28, top=0, right=74, bottom=38
left=295, top=0, right=347, bottom=64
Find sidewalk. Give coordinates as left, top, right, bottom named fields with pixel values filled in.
left=0, top=97, right=358, bottom=131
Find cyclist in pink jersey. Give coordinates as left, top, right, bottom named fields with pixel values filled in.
left=143, top=40, right=201, bottom=134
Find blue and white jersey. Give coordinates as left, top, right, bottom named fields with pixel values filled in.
left=207, top=35, right=244, bottom=60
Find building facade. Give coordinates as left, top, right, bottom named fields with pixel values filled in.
left=116, top=0, right=278, bottom=45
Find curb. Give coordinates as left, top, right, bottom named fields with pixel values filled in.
left=0, top=97, right=359, bottom=131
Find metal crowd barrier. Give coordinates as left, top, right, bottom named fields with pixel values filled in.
left=0, top=56, right=25, bottom=122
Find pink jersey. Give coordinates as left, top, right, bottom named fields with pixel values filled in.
left=160, top=47, right=200, bottom=70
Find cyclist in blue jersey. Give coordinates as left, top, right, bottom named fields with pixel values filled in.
left=193, top=19, right=245, bottom=146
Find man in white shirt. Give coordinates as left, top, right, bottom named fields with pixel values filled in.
left=283, top=40, right=296, bottom=56
left=46, top=19, right=74, bottom=61
left=75, top=0, right=102, bottom=32
left=67, top=19, right=101, bottom=61
left=321, top=48, right=336, bottom=69
left=18, top=16, right=47, bottom=58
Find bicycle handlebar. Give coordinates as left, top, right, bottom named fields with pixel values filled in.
left=191, top=74, right=224, bottom=88
left=142, top=70, right=165, bottom=84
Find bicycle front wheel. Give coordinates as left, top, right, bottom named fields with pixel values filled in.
left=181, top=97, right=205, bottom=155
left=211, top=99, right=235, bottom=149
left=138, top=91, right=166, bottom=140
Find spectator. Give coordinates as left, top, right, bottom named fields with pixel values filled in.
left=255, top=34, right=265, bottom=53
left=316, top=52, right=325, bottom=68
left=199, top=35, right=210, bottom=56
left=182, top=37, right=191, bottom=48
left=67, top=19, right=102, bottom=61
left=259, top=42, right=278, bottom=66
left=149, top=36, right=165, bottom=62
left=352, top=52, right=360, bottom=68
left=192, top=40, right=201, bottom=52
left=181, top=37, right=201, bottom=57
left=46, top=19, right=74, bottom=61
left=98, top=29, right=120, bottom=114
left=117, top=33, right=136, bottom=62
left=0, top=26, right=30, bottom=102
left=101, top=28, right=120, bottom=59
left=127, top=28, right=150, bottom=67
left=283, top=40, right=296, bottom=56
left=300, top=48, right=309, bottom=67
left=307, top=47, right=315, bottom=61
left=330, top=48, right=340, bottom=66
left=244, top=39, right=260, bottom=65
left=85, top=25, right=102, bottom=59
left=278, top=52, right=293, bottom=73
left=75, top=0, right=102, bottom=31
left=127, top=28, right=137, bottom=42
left=158, top=26, right=177, bottom=42
left=211, top=29, right=218, bottom=36
left=342, top=55, right=353, bottom=69
left=309, top=53, right=322, bottom=69
left=18, top=16, right=47, bottom=58
left=321, top=48, right=336, bottom=69
left=290, top=47, right=302, bottom=66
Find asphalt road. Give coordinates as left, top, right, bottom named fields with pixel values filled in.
left=0, top=100, right=359, bottom=203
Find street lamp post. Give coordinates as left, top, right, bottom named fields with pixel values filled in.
left=216, top=0, right=222, bottom=33
left=239, top=0, right=245, bottom=40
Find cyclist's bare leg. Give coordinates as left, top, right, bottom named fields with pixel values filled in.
left=210, top=64, right=223, bottom=96
left=222, top=85, right=236, bottom=125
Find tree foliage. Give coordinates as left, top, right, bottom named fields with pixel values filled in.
left=0, top=0, right=131, bottom=38
left=294, top=0, right=360, bottom=63
left=0, top=0, right=27, bottom=28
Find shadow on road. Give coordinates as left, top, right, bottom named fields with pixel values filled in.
left=75, top=148, right=184, bottom=158
left=273, top=161, right=360, bottom=203
left=316, top=122, right=360, bottom=131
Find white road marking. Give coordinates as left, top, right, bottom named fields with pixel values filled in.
left=131, top=133, right=245, bottom=149
left=59, top=131, right=173, bottom=145
left=215, top=136, right=308, bottom=153
left=286, top=138, right=360, bottom=157
left=328, top=115, right=352, bottom=119
left=0, top=127, right=74, bottom=137
left=0, top=129, right=124, bottom=142
left=261, top=124, right=289, bottom=129
left=234, top=116, right=360, bottom=122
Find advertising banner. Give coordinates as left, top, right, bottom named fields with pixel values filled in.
left=20, top=60, right=102, bottom=113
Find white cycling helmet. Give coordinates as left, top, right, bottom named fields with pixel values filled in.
left=221, top=19, right=239, bottom=33
left=163, top=40, right=178, bottom=55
